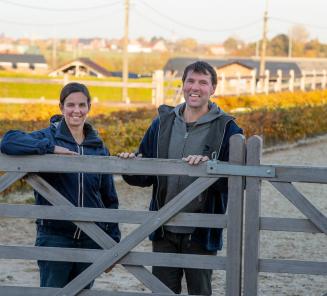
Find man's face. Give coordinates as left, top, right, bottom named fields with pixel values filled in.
left=182, top=70, right=215, bottom=109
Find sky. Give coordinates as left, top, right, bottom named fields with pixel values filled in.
left=0, top=0, right=327, bottom=44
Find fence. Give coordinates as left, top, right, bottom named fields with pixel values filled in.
left=0, top=134, right=326, bottom=295
left=0, top=70, right=165, bottom=107
left=213, top=69, right=327, bottom=97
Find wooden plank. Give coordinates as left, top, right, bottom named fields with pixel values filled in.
left=0, top=154, right=275, bottom=179
left=0, top=172, right=26, bottom=193
left=52, top=176, right=219, bottom=296
left=243, top=136, right=263, bottom=296
left=259, top=259, right=327, bottom=275
left=0, top=245, right=226, bottom=270
left=25, top=174, right=173, bottom=294
left=0, top=286, right=183, bottom=296
left=0, top=204, right=227, bottom=229
left=0, top=77, right=153, bottom=88
left=260, top=217, right=321, bottom=233
left=272, top=166, right=327, bottom=183
left=2, top=154, right=327, bottom=184
left=271, top=182, right=327, bottom=235
left=226, top=134, right=246, bottom=296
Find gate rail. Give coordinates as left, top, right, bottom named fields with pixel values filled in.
left=0, top=134, right=326, bottom=295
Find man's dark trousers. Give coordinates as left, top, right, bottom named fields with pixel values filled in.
left=152, top=231, right=217, bottom=295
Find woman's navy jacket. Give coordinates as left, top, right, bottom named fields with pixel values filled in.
left=0, top=115, right=120, bottom=242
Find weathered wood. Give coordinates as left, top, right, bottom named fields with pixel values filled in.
left=259, top=259, right=327, bottom=275
left=243, top=136, right=263, bottom=296
left=226, top=134, right=246, bottom=296
left=0, top=286, right=183, bottom=296
left=271, top=182, right=327, bottom=235
left=53, top=176, right=219, bottom=296
left=0, top=172, right=26, bottom=192
left=0, top=245, right=226, bottom=270
left=0, top=204, right=227, bottom=228
left=0, top=153, right=274, bottom=178
left=25, top=174, right=173, bottom=294
left=272, top=166, right=327, bottom=183
left=3, top=154, right=327, bottom=183
left=260, top=217, right=321, bottom=233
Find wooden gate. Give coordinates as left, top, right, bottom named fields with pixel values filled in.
left=0, top=134, right=326, bottom=295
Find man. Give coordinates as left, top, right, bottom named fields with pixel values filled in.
left=119, top=61, right=242, bottom=295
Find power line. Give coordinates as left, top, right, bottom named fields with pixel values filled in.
left=132, top=7, right=183, bottom=39
left=0, top=9, right=122, bottom=26
left=137, top=0, right=261, bottom=33
left=270, top=17, right=327, bottom=30
left=0, top=0, right=121, bottom=12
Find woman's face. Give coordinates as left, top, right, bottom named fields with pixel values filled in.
left=60, top=92, right=90, bottom=129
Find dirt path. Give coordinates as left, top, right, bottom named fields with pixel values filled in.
left=0, top=140, right=327, bottom=295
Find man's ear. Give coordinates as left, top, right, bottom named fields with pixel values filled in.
left=59, top=103, right=63, bottom=111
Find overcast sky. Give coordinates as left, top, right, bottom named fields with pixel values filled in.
left=0, top=0, right=327, bottom=43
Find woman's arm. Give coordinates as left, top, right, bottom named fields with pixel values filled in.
left=0, top=129, right=55, bottom=155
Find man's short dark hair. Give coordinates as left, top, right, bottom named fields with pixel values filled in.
left=182, top=61, right=217, bottom=87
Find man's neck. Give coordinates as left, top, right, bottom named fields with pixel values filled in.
left=183, top=104, right=209, bottom=123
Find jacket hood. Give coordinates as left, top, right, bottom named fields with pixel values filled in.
left=49, top=115, right=103, bottom=147
left=173, top=101, right=226, bottom=125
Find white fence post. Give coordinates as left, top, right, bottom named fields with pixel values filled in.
left=276, top=69, right=282, bottom=92
left=236, top=72, right=241, bottom=96
left=322, top=70, right=327, bottom=89
left=220, top=73, right=225, bottom=96
left=250, top=70, right=256, bottom=95
left=289, top=70, right=294, bottom=92
left=264, top=70, right=269, bottom=94
left=63, top=73, right=69, bottom=85
left=300, top=70, right=306, bottom=91
left=311, top=70, right=316, bottom=90
left=152, top=70, right=164, bottom=107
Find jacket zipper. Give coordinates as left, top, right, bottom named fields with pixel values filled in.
left=73, top=145, right=84, bottom=239
left=155, top=115, right=164, bottom=237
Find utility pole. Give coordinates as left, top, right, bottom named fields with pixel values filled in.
left=259, top=0, right=268, bottom=78
left=288, top=28, right=292, bottom=58
left=122, top=0, right=129, bottom=103
left=52, top=36, right=57, bottom=70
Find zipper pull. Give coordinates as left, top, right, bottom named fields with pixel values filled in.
left=184, top=132, right=189, bottom=139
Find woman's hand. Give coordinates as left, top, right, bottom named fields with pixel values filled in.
left=54, top=145, right=79, bottom=155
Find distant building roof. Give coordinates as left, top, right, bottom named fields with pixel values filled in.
left=163, top=57, right=324, bottom=78
left=48, top=57, right=112, bottom=78
left=77, top=57, right=112, bottom=77
left=0, top=53, right=46, bottom=64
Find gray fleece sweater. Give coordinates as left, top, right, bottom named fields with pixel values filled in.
left=165, top=102, right=225, bottom=233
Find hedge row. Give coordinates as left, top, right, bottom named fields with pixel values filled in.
left=1, top=103, right=327, bottom=156
left=1, top=103, right=327, bottom=195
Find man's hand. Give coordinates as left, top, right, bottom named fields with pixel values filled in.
left=54, top=145, right=79, bottom=155
left=182, top=155, right=209, bottom=165
left=117, top=152, right=142, bottom=159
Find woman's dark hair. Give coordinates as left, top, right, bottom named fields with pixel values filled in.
left=59, top=82, right=91, bottom=106
left=182, top=61, right=217, bottom=87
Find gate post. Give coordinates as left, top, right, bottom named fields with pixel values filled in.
left=243, top=136, right=263, bottom=296
left=226, top=134, right=246, bottom=296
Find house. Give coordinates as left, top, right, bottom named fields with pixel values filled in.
left=0, top=53, right=48, bottom=72
left=163, top=57, right=317, bottom=80
left=48, top=57, right=112, bottom=78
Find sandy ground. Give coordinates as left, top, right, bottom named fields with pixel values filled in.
left=0, top=139, right=327, bottom=295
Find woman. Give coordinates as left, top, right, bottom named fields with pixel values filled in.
left=0, top=82, right=120, bottom=288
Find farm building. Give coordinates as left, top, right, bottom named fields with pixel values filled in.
left=164, top=57, right=327, bottom=79
left=0, top=53, right=48, bottom=73
left=48, top=57, right=112, bottom=78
